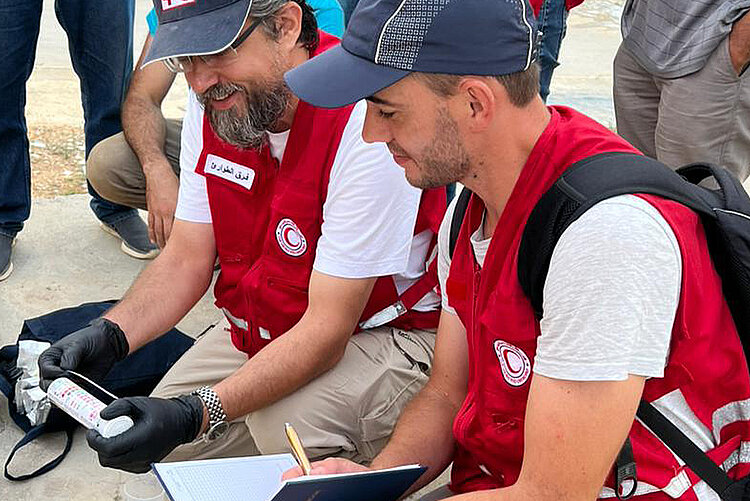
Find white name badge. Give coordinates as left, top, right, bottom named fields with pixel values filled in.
left=205, top=154, right=256, bottom=191
left=161, top=0, right=196, bottom=11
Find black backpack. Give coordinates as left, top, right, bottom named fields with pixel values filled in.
left=0, top=300, right=197, bottom=481
left=449, top=153, right=750, bottom=500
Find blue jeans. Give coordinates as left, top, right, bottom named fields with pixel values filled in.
left=537, top=0, right=569, bottom=102
left=0, top=0, right=136, bottom=238
left=336, top=0, right=360, bottom=25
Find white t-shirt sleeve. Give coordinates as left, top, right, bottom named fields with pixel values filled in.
left=534, top=195, right=682, bottom=382
left=437, top=194, right=460, bottom=315
left=175, top=91, right=212, bottom=224
left=313, top=101, right=422, bottom=278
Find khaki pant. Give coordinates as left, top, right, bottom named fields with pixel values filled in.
left=613, top=37, right=750, bottom=182
left=86, top=119, right=183, bottom=209
left=416, top=485, right=453, bottom=501
left=151, top=318, right=435, bottom=464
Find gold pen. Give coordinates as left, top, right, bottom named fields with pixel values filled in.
left=285, top=422, right=312, bottom=475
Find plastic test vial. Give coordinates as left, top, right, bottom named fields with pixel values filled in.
left=46, top=377, right=134, bottom=438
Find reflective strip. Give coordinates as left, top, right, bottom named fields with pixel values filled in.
left=600, top=480, right=660, bottom=498
left=359, top=301, right=407, bottom=330
left=599, top=470, right=691, bottom=499
left=712, top=399, right=750, bottom=443
left=600, top=391, right=750, bottom=499
left=222, top=308, right=248, bottom=331
left=721, top=441, right=750, bottom=472
left=692, top=481, right=721, bottom=501
left=259, top=327, right=271, bottom=340
left=651, top=389, right=715, bottom=453
left=478, top=464, right=491, bottom=476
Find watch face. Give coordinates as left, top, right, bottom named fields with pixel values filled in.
left=206, top=421, right=230, bottom=442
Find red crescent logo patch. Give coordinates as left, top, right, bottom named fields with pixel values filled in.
left=493, top=340, right=531, bottom=387
left=275, top=218, right=307, bottom=257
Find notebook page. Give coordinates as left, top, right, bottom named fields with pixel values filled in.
left=154, top=454, right=297, bottom=501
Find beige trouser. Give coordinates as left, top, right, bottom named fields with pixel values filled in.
left=416, top=485, right=453, bottom=501
left=86, top=119, right=183, bottom=209
left=614, top=37, right=750, bottom=182
left=151, top=318, right=435, bottom=464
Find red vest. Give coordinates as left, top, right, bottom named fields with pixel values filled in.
left=447, top=107, right=750, bottom=499
left=196, top=32, right=444, bottom=357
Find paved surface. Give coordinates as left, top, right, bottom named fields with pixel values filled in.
left=0, top=0, right=624, bottom=499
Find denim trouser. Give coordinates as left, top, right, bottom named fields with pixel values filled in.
left=0, top=0, right=136, bottom=238
left=537, top=0, right=569, bottom=102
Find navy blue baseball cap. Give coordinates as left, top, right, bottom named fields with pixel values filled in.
left=143, top=0, right=253, bottom=66
left=286, top=0, right=538, bottom=109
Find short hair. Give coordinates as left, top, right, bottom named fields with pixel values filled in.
left=250, top=0, right=319, bottom=52
left=415, top=63, right=540, bottom=107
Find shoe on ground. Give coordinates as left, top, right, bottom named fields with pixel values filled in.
left=100, top=215, right=159, bottom=260
left=0, top=234, right=14, bottom=282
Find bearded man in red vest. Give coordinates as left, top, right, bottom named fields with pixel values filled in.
left=283, top=0, right=750, bottom=499
left=37, top=0, right=445, bottom=473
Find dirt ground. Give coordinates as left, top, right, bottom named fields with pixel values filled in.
left=26, top=68, right=187, bottom=199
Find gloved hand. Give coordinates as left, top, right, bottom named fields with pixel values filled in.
left=86, top=395, right=204, bottom=473
left=38, top=318, right=130, bottom=390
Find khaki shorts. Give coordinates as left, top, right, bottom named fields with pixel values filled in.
left=152, top=318, right=435, bottom=464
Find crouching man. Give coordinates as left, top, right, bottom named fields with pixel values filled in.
left=39, top=0, right=444, bottom=472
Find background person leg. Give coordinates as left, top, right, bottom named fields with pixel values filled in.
left=54, top=0, right=157, bottom=259
left=613, top=45, right=661, bottom=158
left=537, top=0, right=568, bottom=102
left=87, top=119, right=183, bottom=210
left=654, top=37, right=750, bottom=182
left=0, top=0, right=43, bottom=240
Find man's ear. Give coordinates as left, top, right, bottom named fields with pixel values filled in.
left=457, top=78, right=495, bottom=131
left=273, top=1, right=304, bottom=50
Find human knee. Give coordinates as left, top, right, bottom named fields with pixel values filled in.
left=246, top=408, right=299, bottom=455
left=86, top=133, right=137, bottom=205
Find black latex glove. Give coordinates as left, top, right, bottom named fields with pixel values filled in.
left=86, top=395, right=204, bottom=473
left=38, top=318, right=129, bottom=390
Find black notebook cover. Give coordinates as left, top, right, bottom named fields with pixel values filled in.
left=271, top=465, right=427, bottom=501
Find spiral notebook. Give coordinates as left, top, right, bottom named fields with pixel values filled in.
left=152, top=454, right=426, bottom=501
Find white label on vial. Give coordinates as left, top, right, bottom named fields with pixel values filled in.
left=47, top=378, right=106, bottom=430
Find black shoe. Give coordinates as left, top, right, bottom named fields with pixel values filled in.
left=0, top=234, right=14, bottom=282
left=100, top=215, right=159, bottom=260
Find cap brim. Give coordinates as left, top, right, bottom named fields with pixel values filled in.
left=143, top=0, right=251, bottom=67
left=285, top=45, right=409, bottom=109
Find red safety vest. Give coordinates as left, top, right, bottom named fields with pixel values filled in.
left=447, top=106, right=750, bottom=499
left=195, top=32, right=444, bottom=357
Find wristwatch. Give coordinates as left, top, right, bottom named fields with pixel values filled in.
left=191, top=386, right=229, bottom=442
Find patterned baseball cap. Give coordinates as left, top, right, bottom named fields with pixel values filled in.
left=143, top=0, right=253, bottom=66
left=286, top=0, right=538, bottom=109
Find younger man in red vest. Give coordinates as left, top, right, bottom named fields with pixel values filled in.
left=284, top=0, right=750, bottom=499
left=38, top=0, right=444, bottom=473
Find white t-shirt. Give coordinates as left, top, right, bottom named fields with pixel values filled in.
left=437, top=192, right=682, bottom=381
left=176, top=91, right=439, bottom=311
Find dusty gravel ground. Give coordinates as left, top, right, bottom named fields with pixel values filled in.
left=29, top=125, right=87, bottom=198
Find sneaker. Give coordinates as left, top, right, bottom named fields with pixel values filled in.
left=100, top=215, right=159, bottom=260
left=0, top=234, right=14, bottom=282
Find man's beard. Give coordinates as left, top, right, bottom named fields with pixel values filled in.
left=198, top=80, right=292, bottom=150
left=396, top=107, right=471, bottom=190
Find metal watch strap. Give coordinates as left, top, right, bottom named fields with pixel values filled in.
left=192, top=386, right=227, bottom=427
